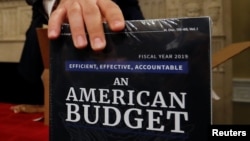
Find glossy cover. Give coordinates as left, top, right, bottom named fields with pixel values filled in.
left=50, top=17, right=212, bottom=141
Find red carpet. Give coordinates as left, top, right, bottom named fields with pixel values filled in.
left=0, top=103, right=49, bottom=141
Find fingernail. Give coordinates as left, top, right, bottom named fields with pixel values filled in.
left=14, top=109, right=18, bottom=113
left=112, top=20, right=125, bottom=29
left=48, top=29, right=57, bottom=38
left=114, top=20, right=123, bottom=27
left=93, top=37, right=105, bottom=50
left=76, top=35, right=86, bottom=47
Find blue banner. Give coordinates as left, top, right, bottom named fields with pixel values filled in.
left=65, top=61, right=188, bottom=74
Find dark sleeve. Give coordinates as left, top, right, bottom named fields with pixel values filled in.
left=113, top=0, right=145, bottom=20
left=25, top=0, right=39, bottom=5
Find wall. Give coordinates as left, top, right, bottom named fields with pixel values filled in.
left=0, top=0, right=31, bottom=62
left=232, top=0, right=250, bottom=77
left=231, top=0, right=250, bottom=124
left=0, top=0, right=33, bottom=104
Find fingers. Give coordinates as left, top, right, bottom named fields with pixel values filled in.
left=68, top=2, right=88, bottom=49
left=10, top=105, right=21, bottom=113
left=79, top=0, right=105, bottom=51
left=10, top=105, right=44, bottom=113
left=47, top=0, right=125, bottom=50
left=97, top=0, right=125, bottom=31
left=48, top=4, right=67, bottom=39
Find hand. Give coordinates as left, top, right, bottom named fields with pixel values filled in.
left=10, top=105, right=44, bottom=113
left=48, top=0, right=125, bottom=51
